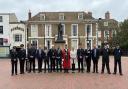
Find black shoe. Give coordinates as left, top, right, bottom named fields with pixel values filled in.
left=108, top=72, right=111, bottom=74
left=92, top=71, right=95, bottom=73
left=101, top=72, right=104, bottom=74
left=113, top=73, right=116, bottom=75
left=120, top=73, right=123, bottom=76
left=96, top=71, right=98, bottom=73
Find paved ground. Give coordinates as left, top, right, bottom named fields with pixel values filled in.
left=0, top=56, right=128, bottom=89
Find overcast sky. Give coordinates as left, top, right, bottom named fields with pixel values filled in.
left=0, top=0, right=128, bottom=21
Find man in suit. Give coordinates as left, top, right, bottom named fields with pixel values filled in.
left=10, top=46, right=18, bottom=76
left=49, top=45, right=56, bottom=72
left=43, top=46, right=50, bottom=73
left=85, top=46, right=92, bottom=73
left=113, top=45, right=123, bottom=75
left=101, top=45, right=111, bottom=74
left=56, top=46, right=62, bottom=72
left=92, top=45, right=100, bottom=73
left=28, top=44, right=36, bottom=73
left=77, top=44, right=84, bottom=73
left=36, top=45, right=44, bottom=73
left=18, top=44, right=26, bottom=74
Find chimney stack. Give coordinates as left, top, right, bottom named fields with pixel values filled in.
left=88, top=12, right=92, bottom=17
left=105, top=11, right=110, bottom=19
left=28, top=10, right=31, bottom=20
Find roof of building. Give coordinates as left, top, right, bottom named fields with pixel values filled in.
left=28, top=11, right=94, bottom=21
left=0, top=13, right=18, bottom=22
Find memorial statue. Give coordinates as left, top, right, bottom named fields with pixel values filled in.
left=57, top=23, right=63, bottom=40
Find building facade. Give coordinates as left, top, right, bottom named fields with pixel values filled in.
left=9, top=22, right=26, bottom=49
left=0, top=13, right=26, bottom=57
left=97, top=11, right=119, bottom=47
left=27, top=11, right=97, bottom=50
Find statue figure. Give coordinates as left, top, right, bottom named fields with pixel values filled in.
left=57, top=23, right=63, bottom=40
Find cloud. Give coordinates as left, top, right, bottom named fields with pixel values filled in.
left=0, top=0, right=128, bottom=21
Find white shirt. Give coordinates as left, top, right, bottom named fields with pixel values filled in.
left=70, top=50, right=77, bottom=59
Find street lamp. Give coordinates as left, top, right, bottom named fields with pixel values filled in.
left=96, top=18, right=102, bottom=48
left=87, top=25, right=90, bottom=49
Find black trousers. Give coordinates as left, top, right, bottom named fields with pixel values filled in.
left=50, top=58, right=55, bottom=72
left=11, top=60, right=17, bottom=75
left=44, top=59, right=49, bottom=72
left=25, top=58, right=30, bottom=72
left=101, top=59, right=110, bottom=73
left=86, top=58, right=91, bottom=72
left=114, top=58, right=122, bottom=74
left=78, top=59, right=84, bottom=72
left=92, top=59, right=98, bottom=73
left=19, top=59, right=25, bottom=74
left=38, top=58, right=43, bottom=72
left=29, top=58, right=35, bottom=72
left=56, top=59, right=62, bottom=72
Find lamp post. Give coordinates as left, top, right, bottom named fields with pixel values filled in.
left=87, top=25, right=90, bottom=49
left=96, top=18, right=102, bottom=48
left=20, top=21, right=28, bottom=55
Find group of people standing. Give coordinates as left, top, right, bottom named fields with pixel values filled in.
left=10, top=44, right=123, bottom=76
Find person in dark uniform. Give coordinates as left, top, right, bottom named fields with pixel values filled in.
left=85, top=46, right=92, bottom=73
left=28, top=44, right=36, bottom=73
left=56, top=46, right=62, bottom=72
left=19, top=44, right=26, bottom=74
left=77, top=44, right=84, bottom=73
left=43, top=46, right=50, bottom=73
left=49, top=45, right=56, bottom=72
left=101, top=45, right=111, bottom=74
left=113, top=45, right=123, bottom=75
left=10, top=46, right=18, bottom=76
left=92, top=45, right=100, bottom=73
left=36, top=45, right=44, bottom=73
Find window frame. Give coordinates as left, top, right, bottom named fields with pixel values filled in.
left=0, top=16, right=3, bottom=22
left=59, top=13, right=64, bottom=20
left=71, top=24, right=78, bottom=37
left=78, top=13, right=83, bottom=20
left=0, top=26, right=3, bottom=34
left=14, top=34, right=22, bottom=42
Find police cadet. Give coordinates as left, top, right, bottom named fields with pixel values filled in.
left=101, top=45, right=111, bottom=74
left=44, top=46, right=50, bottom=73
left=19, top=44, right=26, bottom=74
left=56, top=46, right=62, bottom=72
left=28, top=44, right=36, bottom=73
left=77, top=44, right=84, bottom=73
left=49, top=45, right=56, bottom=72
left=86, top=46, right=92, bottom=73
left=113, top=44, right=123, bottom=76
left=36, top=45, right=44, bottom=73
left=10, top=46, right=18, bottom=76
left=92, top=45, right=100, bottom=73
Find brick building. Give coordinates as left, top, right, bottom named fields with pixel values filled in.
left=27, top=11, right=98, bottom=50
left=27, top=11, right=119, bottom=49
left=97, top=11, right=119, bottom=47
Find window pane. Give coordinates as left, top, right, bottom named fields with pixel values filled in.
left=87, top=25, right=91, bottom=36
left=72, top=25, right=77, bottom=36
left=0, top=38, right=3, bottom=45
left=15, top=34, right=22, bottom=42
left=0, top=26, right=3, bottom=34
left=0, top=16, right=3, bottom=22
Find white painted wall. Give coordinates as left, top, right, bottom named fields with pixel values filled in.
left=0, top=14, right=10, bottom=46
left=10, top=23, right=25, bottom=49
